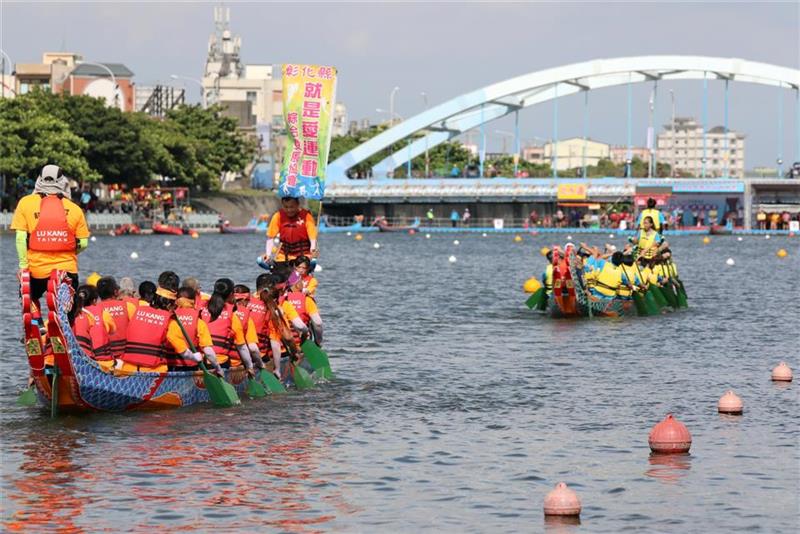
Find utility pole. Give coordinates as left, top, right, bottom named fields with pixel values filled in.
left=670, top=90, right=676, bottom=178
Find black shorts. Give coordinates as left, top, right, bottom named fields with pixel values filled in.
left=29, top=272, right=79, bottom=303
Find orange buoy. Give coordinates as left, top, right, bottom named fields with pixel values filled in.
left=771, top=362, right=793, bottom=382
left=543, top=482, right=581, bottom=517
left=648, top=414, right=692, bottom=454
left=718, top=390, right=743, bottom=415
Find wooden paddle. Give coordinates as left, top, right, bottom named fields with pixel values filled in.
left=173, top=313, right=240, bottom=407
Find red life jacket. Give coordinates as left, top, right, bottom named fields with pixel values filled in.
left=169, top=307, right=201, bottom=368
left=99, top=299, right=129, bottom=358
left=285, top=291, right=310, bottom=323
left=122, top=296, right=138, bottom=310
left=194, top=295, right=208, bottom=310
left=201, top=303, right=235, bottom=358
left=247, top=296, right=269, bottom=352
left=28, top=195, right=77, bottom=252
left=122, top=308, right=171, bottom=368
left=84, top=304, right=112, bottom=361
left=278, top=209, right=311, bottom=257
left=234, top=304, right=251, bottom=332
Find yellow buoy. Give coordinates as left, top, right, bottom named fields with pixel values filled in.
left=514, top=235, right=523, bottom=243
left=777, top=248, right=788, bottom=258
left=540, top=247, right=551, bottom=257
left=702, top=236, right=711, bottom=245
left=86, top=272, right=101, bottom=286
left=355, top=234, right=363, bottom=241
left=523, top=277, right=542, bottom=293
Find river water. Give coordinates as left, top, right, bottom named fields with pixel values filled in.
left=1, top=231, right=798, bottom=533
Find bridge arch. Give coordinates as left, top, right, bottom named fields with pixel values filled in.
left=327, top=56, right=800, bottom=182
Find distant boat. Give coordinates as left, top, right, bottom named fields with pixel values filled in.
left=318, top=220, right=377, bottom=233
left=375, top=217, right=421, bottom=232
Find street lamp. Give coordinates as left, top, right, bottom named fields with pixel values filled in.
left=171, top=74, right=206, bottom=108
left=389, top=86, right=399, bottom=126
left=79, top=61, right=119, bottom=109
left=0, top=49, right=13, bottom=99
left=670, top=90, right=676, bottom=178
left=376, top=108, right=402, bottom=124
left=421, top=92, right=429, bottom=177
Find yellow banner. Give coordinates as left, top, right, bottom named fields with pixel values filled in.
left=557, top=183, right=587, bottom=200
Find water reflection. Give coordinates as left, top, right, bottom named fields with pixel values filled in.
left=544, top=514, right=582, bottom=534
left=4, top=431, right=87, bottom=533
left=645, top=453, right=692, bottom=484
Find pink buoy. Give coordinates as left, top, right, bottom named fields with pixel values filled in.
left=543, top=482, right=581, bottom=517
left=648, top=414, right=692, bottom=454
left=771, top=362, right=793, bottom=382
left=718, top=390, right=743, bottom=415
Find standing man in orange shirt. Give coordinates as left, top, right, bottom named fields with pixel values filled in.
left=12, top=165, right=90, bottom=319
left=264, top=196, right=318, bottom=266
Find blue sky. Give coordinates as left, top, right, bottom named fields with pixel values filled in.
left=2, top=2, right=798, bottom=169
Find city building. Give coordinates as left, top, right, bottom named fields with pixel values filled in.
left=9, top=52, right=136, bottom=111
left=202, top=7, right=282, bottom=130
left=68, top=62, right=135, bottom=111
left=332, top=102, right=348, bottom=137
left=610, top=146, right=651, bottom=165
left=543, top=138, right=611, bottom=171
left=656, top=117, right=745, bottom=177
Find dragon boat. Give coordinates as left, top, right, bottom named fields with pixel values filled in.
left=528, top=247, right=686, bottom=318
left=20, top=271, right=290, bottom=414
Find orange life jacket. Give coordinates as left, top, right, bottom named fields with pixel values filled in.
left=84, top=305, right=112, bottom=361
left=73, top=311, right=95, bottom=358
left=99, top=299, right=129, bottom=358
left=247, top=296, right=269, bottom=353
left=28, top=195, right=77, bottom=252
left=170, top=307, right=200, bottom=368
left=201, top=304, right=235, bottom=359
left=121, top=308, right=171, bottom=368
left=278, top=209, right=311, bottom=257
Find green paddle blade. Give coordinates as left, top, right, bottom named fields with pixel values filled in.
left=259, top=369, right=287, bottom=393
left=202, top=369, right=241, bottom=407
left=632, top=292, right=648, bottom=316
left=661, top=283, right=679, bottom=308
left=17, top=386, right=37, bottom=406
left=649, top=286, right=669, bottom=308
left=676, top=284, right=688, bottom=308
left=301, top=340, right=333, bottom=378
left=525, top=288, right=544, bottom=310
left=643, top=289, right=661, bottom=315
left=246, top=377, right=267, bottom=398
left=293, top=365, right=315, bottom=390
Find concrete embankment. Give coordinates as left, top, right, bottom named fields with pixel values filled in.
left=191, top=190, right=281, bottom=226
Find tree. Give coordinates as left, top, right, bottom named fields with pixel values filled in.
left=0, top=93, right=96, bottom=181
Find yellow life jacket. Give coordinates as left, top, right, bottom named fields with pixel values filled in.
left=639, top=208, right=663, bottom=230
left=640, top=266, right=659, bottom=286
left=544, top=264, right=554, bottom=293
left=592, top=261, right=623, bottom=297
left=618, top=264, right=639, bottom=297
left=637, top=230, right=660, bottom=259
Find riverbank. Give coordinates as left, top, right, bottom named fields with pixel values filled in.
left=191, top=189, right=281, bottom=226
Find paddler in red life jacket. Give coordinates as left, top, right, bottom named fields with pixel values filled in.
left=257, top=273, right=310, bottom=380
left=173, top=286, right=223, bottom=375
left=96, top=276, right=136, bottom=360
left=248, top=274, right=274, bottom=366
left=137, top=281, right=156, bottom=307
left=72, top=284, right=116, bottom=372
left=118, top=276, right=140, bottom=310
left=183, top=276, right=210, bottom=309
left=11, top=164, right=90, bottom=323
left=200, top=278, right=257, bottom=377
left=284, top=272, right=324, bottom=346
left=118, top=272, right=202, bottom=374
left=292, top=255, right=318, bottom=297
left=264, top=197, right=318, bottom=266
left=233, top=284, right=267, bottom=372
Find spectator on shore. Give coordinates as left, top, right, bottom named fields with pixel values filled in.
left=450, top=209, right=459, bottom=227
left=462, top=208, right=471, bottom=226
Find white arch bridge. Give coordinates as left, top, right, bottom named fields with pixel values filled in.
left=326, top=55, right=800, bottom=185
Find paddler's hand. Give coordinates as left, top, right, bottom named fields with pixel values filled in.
left=213, top=365, right=225, bottom=378
left=310, top=248, right=319, bottom=258
left=246, top=367, right=256, bottom=379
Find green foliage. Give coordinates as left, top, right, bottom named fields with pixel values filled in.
left=0, top=91, right=257, bottom=190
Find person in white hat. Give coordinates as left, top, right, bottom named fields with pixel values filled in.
left=11, top=165, right=90, bottom=319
